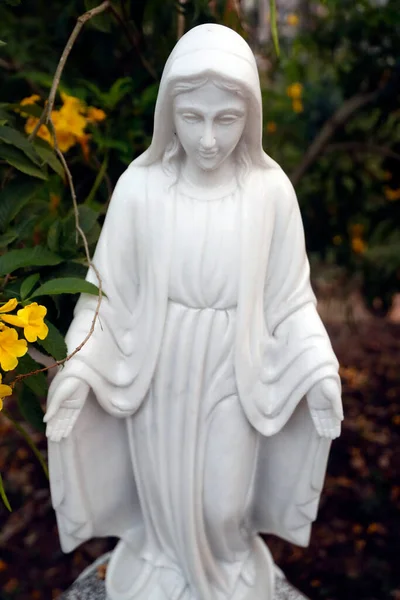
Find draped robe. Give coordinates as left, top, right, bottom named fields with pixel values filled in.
left=48, top=161, right=340, bottom=560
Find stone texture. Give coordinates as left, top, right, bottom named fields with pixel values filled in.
left=59, top=555, right=309, bottom=600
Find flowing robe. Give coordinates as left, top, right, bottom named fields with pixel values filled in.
left=48, top=162, right=340, bottom=571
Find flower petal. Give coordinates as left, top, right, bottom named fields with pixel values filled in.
left=1, top=315, right=25, bottom=327
left=0, top=350, right=19, bottom=371
left=23, top=325, right=39, bottom=343
left=0, top=384, right=12, bottom=398
left=0, top=299, right=18, bottom=313
left=37, top=322, right=49, bottom=340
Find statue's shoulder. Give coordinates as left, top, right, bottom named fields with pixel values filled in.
left=113, top=164, right=149, bottom=202
left=261, top=167, right=297, bottom=217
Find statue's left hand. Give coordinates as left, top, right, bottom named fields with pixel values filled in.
left=307, top=379, right=343, bottom=439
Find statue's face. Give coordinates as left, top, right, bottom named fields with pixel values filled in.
left=173, top=80, right=247, bottom=172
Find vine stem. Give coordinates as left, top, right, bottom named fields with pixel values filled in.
left=14, top=3, right=112, bottom=384
left=28, top=1, right=111, bottom=142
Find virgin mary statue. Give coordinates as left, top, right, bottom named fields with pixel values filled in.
left=45, top=24, right=343, bottom=600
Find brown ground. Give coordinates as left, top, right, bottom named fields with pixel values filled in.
left=0, top=318, right=399, bottom=600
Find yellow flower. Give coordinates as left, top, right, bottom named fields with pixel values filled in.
left=1, top=302, right=48, bottom=343
left=292, top=99, right=304, bottom=113
left=266, top=121, right=277, bottom=133
left=60, top=92, right=86, bottom=114
left=78, top=133, right=91, bottom=162
left=350, top=224, right=364, bottom=236
left=0, top=299, right=18, bottom=313
left=287, top=83, right=303, bottom=100
left=53, top=108, right=86, bottom=143
left=286, top=13, right=299, bottom=26
left=384, top=186, right=400, bottom=201
left=0, top=327, right=28, bottom=371
left=20, top=94, right=41, bottom=106
left=21, top=92, right=104, bottom=154
left=87, top=107, right=106, bottom=122
left=24, top=117, right=52, bottom=145
left=0, top=374, right=13, bottom=411
left=351, top=237, right=367, bottom=254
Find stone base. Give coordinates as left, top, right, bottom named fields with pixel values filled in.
left=59, top=553, right=309, bottom=600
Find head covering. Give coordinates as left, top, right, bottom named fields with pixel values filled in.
left=133, top=23, right=279, bottom=169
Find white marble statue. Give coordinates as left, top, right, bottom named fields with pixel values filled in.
left=44, top=24, right=343, bottom=600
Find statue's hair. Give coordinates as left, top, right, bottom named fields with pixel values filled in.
left=162, top=76, right=252, bottom=187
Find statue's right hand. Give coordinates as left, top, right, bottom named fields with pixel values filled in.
left=44, top=377, right=90, bottom=442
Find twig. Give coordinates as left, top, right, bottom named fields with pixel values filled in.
left=28, top=1, right=111, bottom=141
left=108, top=4, right=158, bottom=80
left=11, top=117, right=104, bottom=382
left=325, top=142, right=400, bottom=163
left=290, top=90, right=380, bottom=186
left=23, top=5, right=108, bottom=366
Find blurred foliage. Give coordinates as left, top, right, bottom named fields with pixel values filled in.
left=258, top=0, right=400, bottom=310
left=0, top=0, right=399, bottom=507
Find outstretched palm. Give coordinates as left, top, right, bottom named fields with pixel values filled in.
left=44, top=377, right=90, bottom=442
left=307, top=378, right=343, bottom=439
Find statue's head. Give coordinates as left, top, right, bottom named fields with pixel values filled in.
left=134, top=24, right=279, bottom=177
left=165, top=75, right=249, bottom=181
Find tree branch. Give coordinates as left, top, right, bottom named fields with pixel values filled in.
left=14, top=4, right=110, bottom=382
left=28, top=1, right=111, bottom=141
left=290, top=90, right=380, bottom=186
left=108, top=4, right=158, bottom=80
left=325, top=142, right=400, bottom=163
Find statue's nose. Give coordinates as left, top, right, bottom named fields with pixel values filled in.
left=200, top=123, right=216, bottom=150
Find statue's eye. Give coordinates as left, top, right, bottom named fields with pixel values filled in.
left=216, top=114, right=241, bottom=125
left=181, top=113, right=202, bottom=123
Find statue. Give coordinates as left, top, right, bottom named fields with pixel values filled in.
left=44, top=24, right=343, bottom=600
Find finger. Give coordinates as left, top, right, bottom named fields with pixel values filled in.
left=310, top=409, right=324, bottom=436
left=43, top=402, right=58, bottom=422
left=64, top=411, right=79, bottom=438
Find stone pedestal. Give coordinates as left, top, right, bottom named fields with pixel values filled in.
left=59, top=554, right=309, bottom=600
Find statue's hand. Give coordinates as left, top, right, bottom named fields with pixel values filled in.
left=44, top=377, right=90, bottom=442
left=307, top=379, right=343, bottom=439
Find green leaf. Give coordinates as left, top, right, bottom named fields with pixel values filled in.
left=0, top=473, right=11, bottom=512
left=33, top=140, right=65, bottom=178
left=15, top=354, right=48, bottom=397
left=17, top=386, right=46, bottom=434
left=269, top=0, right=280, bottom=57
left=47, top=220, right=62, bottom=253
left=0, top=247, right=63, bottom=276
left=31, top=277, right=103, bottom=298
left=60, top=206, right=100, bottom=256
left=0, top=143, right=48, bottom=180
left=20, top=273, right=40, bottom=300
left=0, top=125, right=41, bottom=165
left=0, top=230, right=18, bottom=248
left=0, top=181, right=41, bottom=231
left=37, top=320, right=67, bottom=361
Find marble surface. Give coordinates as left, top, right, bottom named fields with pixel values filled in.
left=59, top=554, right=309, bottom=600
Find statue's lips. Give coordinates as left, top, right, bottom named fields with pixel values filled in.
left=198, top=149, right=218, bottom=158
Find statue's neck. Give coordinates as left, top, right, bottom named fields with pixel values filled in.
left=180, top=156, right=237, bottom=190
